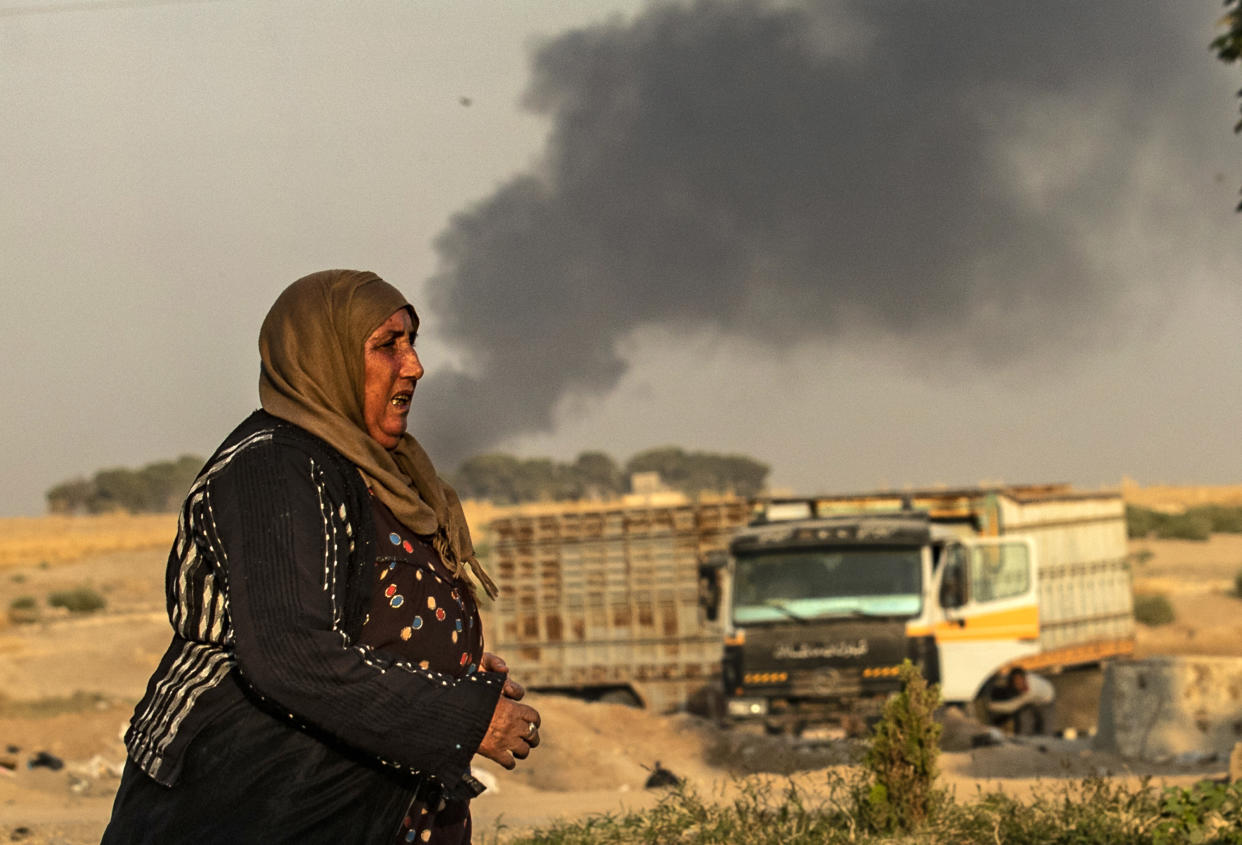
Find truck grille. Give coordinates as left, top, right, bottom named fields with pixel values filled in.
left=788, top=666, right=862, bottom=698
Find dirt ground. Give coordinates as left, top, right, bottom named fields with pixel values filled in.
left=0, top=527, right=1239, bottom=843
left=1130, top=534, right=1242, bottom=658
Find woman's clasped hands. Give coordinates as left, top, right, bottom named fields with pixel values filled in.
left=476, top=652, right=541, bottom=769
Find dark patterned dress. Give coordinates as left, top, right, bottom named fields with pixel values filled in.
left=359, top=498, right=485, bottom=845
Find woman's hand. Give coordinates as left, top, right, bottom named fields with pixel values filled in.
left=480, top=652, right=525, bottom=700
left=477, top=696, right=540, bottom=770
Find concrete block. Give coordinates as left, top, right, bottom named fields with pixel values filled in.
left=1094, top=656, right=1242, bottom=760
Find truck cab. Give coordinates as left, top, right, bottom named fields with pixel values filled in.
left=721, top=505, right=1041, bottom=731
left=926, top=530, right=1040, bottom=703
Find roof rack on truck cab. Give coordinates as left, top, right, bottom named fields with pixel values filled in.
left=750, top=483, right=1084, bottom=535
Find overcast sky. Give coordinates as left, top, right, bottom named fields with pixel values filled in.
left=2, top=0, right=1240, bottom=517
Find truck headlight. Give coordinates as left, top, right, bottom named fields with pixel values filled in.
left=726, top=697, right=769, bottom=717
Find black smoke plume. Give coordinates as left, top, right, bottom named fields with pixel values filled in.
left=418, top=0, right=1219, bottom=465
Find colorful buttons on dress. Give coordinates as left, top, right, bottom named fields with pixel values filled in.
left=367, top=520, right=482, bottom=679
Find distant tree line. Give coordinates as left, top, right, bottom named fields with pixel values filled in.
left=451, top=446, right=769, bottom=504
left=46, top=445, right=770, bottom=512
left=46, top=455, right=204, bottom=514
left=1126, top=503, right=1242, bottom=541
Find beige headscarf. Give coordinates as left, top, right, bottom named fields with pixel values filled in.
left=258, top=269, right=497, bottom=599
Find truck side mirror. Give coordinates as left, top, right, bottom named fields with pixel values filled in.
left=939, top=564, right=966, bottom=609
left=938, top=548, right=967, bottom=609
left=939, top=578, right=964, bottom=609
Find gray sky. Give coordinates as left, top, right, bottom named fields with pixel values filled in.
left=2, top=0, right=1240, bottom=517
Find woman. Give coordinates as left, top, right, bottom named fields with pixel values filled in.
left=102, top=270, right=539, bottom=844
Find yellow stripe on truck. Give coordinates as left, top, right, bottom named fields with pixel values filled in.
left=907, top=604, right=1039, bottom=642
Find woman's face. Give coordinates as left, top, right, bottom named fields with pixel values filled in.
left=362, top=308, right=423, bottom=449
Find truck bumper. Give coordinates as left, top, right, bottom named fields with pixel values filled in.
left=726, top=697, right=769, bottom=718
left=725, top=692, right=891, bottom=733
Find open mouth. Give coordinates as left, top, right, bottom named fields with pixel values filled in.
left=390, top=391, right=412, bottom=409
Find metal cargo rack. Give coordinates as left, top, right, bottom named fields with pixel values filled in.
left=486, top=499, right=750, bottom=712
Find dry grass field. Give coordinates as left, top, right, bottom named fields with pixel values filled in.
left=0, top=514, right=176, bottom=571
left=1120, top=479, right=1242, bottom=511
left=0, top=484, right=1239, bottom=843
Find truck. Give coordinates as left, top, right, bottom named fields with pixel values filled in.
left=485, top=498, right=750, bottom=713
left=721, top=484, right=1135, bottom=732
left=484, top=484, right=1134, bottom=731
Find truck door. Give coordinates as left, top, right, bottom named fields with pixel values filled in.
left=933, top=537, right=1038, bottom=702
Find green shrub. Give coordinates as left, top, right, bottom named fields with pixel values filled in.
left=7, top=595, right=39, bottom=624
left=47, top=586, right=106, bottom=614
left=1126, top=505, right=1162, bottom=538
left=500, top=774, right=1238, bottom=844
left=1134, top=593, right=1175, bottom=626
left=1192, top=504, right=1242, bottom=534
left=858, top=659, right=943, bottom=833
left=1154, top=511, right=1212, bottom=541
left=1152, top=779, right=1242, bottom=844
left=1126, top=505, right=1238, bottom=541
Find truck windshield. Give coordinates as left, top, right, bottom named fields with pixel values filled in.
left=732, top=545, right=922, bottom=624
